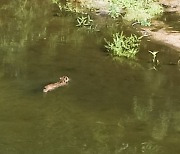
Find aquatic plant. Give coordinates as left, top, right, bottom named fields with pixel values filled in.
left=51, top=0, right=63, bottom=11
left=0, top=0, right=49, bottom=77
left=105, top=32, right=142, bottom=59
left=64, top=2, right=78, bottom=12
left=76, top=14, right=93, bottom=27
left=148, top=50, right=160, bottom=71
left=149, top=50, right=159, bottom=64
left=51, top=0, right=59, bottom=4
left=152, top=112, right=170, bottom=140
left=133, top=96, right=153, bottom=121
left=141, top=141, right=160, bottom=153
left=51, top=0, right=79, bottom=13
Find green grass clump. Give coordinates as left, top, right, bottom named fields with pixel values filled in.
left=105, top=32, right=142, bottom=59
left=109, top=0, right=163, bottom=26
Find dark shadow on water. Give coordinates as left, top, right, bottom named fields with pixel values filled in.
left=160, top=12, right=180, bottom=31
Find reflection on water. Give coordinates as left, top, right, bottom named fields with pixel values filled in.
left=161, top=12, right=180, bottom=31
left=152, top=111, right=170, bottom=141
left=0, top=0, right=49, bottom=79
left=133, top=96, right=153, bottom=121
left=0, top=0, right=180, bottom=153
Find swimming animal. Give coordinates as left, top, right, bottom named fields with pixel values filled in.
left=43, top=76, right=70, bottom=93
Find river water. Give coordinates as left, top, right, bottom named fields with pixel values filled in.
left=0, top=0, right=180, bottom=153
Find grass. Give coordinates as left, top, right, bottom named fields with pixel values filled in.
left=52, top=0, right=80, bottom=13
left=52, top=0, right=163, bottom=26
left=109, top=0, right=163, bottom=26
left=105, top=32, right=142, bottom=59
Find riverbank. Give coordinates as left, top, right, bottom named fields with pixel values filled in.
left=68, top=0, right=180, bottom=52
left=139, top=20, right=180, bottom=51
left=146, top=0, right=180, bottom=52
left=145, top=0, right=180, bottom=51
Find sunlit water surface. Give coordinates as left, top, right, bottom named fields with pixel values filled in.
left=0, top=0, right=180, bottom=154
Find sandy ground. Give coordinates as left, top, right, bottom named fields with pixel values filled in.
left=141, top=0, right=180, bottom=51
left=159, top=0, right=180, bottom=14
left=141, top=26, right=180, bottom=51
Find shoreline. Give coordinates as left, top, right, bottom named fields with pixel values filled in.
left=68, top=0, right=180, bottom=51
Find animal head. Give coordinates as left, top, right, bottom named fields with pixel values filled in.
left=59, top=76, right=70, bottom=83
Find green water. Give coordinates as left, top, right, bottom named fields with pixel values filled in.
left=0, top=0, right=180, bottom=153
